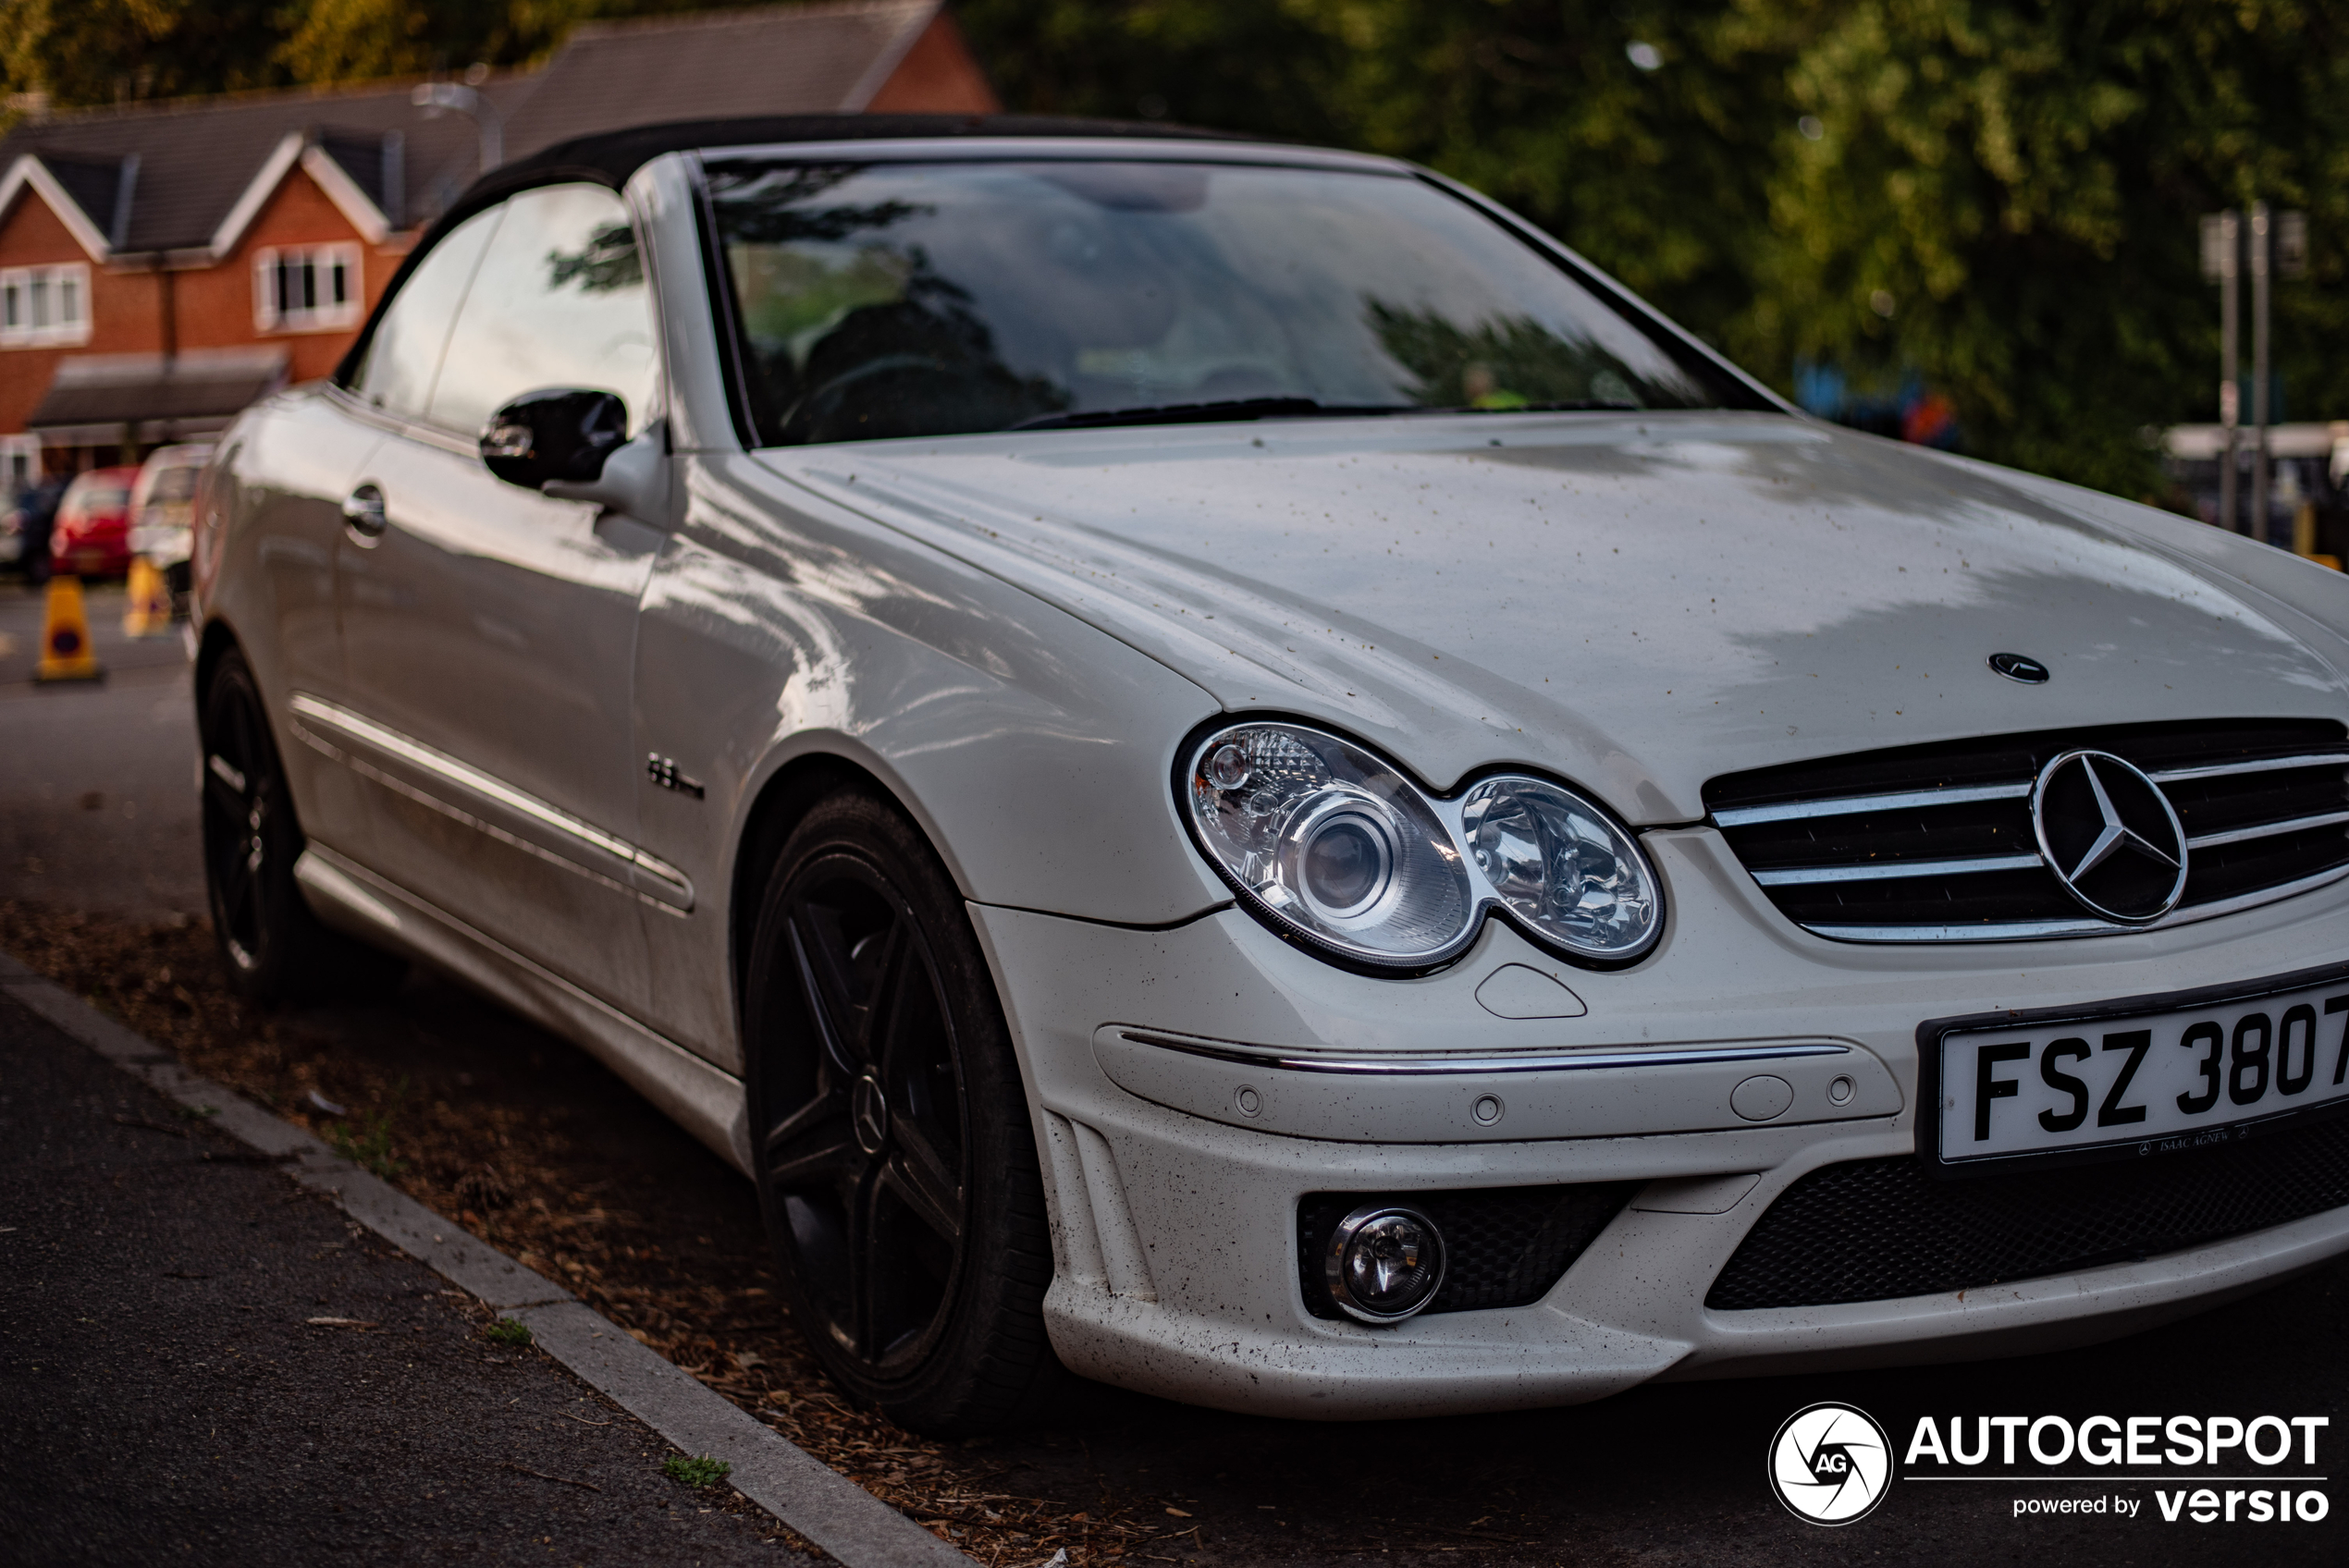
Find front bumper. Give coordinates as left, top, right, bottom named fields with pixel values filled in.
left=969, top=826, right=2349, bottom=1419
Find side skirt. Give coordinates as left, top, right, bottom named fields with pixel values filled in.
left=293, top=843, right=752, bottom=1175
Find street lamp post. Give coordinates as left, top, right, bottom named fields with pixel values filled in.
left=411, top=81, right=502, bottom=172
left=2203, top=204, right=2307, bottom=542
left=2205, top=211, right=2241, bottom=533
left=2251, top=202, right=2270, bottom=542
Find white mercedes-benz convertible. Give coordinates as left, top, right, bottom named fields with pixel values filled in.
left=194, top=115, right=2349, bottom=1434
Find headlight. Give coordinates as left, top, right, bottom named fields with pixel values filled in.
left=1460, top=776, right=1661, bottom=960
left=1185, top=723, right=1474, bottom=965
left=1182, top=721, right=1663, bottom=970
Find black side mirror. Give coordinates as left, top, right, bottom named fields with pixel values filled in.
left=479, top=388, right=628, bottom=490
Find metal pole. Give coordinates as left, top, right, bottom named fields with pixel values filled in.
left=2252, top=201, right=2270, bottom=542
left=2220, top=210, right=2239, bottom=533
left=410, top=82, right=502, bottom=172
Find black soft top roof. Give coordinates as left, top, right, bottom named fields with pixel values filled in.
left=483, top=111, right=1261, bottom=202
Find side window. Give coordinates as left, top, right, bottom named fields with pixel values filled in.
left=351, top=204, right=502, bottom=418
left=426, top=184, right=659, bottom=440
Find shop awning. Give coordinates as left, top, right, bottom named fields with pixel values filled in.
left=26, top=346, right=289, bottom=445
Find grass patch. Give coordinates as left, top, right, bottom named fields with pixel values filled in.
left=327, top=1075, right=407, bottom=1177
left=484, top=1317, right=534, bottom=1348
left=661, top=1454, right=732, bottom=1489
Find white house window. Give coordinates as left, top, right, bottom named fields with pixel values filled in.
left=1, top=434, right=40, bottom=507
left=0, top=263, right=92, bottom=348
left=253, top=243, right=363, bottom=332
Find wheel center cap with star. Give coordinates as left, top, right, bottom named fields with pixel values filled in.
left=852, top=1072, right=892, bottom=1157
left=2030, top=749, right=2189, bottom=924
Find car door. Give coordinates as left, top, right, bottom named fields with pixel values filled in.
left=326, top=181, right=668, bottom=1010
left=219, top=399, right=384, bottom=864
left=289, top=200, right=502, bottom=864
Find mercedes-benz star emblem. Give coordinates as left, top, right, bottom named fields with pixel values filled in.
left=2030, top=749, right=2189, bottom=924
left=852, top=1072, right=892, bottom=1157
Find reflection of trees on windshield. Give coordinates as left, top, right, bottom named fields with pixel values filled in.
left=544, top=223, right=643, bottom=293
left=709, top=163, right=1067, bottom=443
left=710, top=164, right=924, bottom=244
left=1366, top=301, right=1648, bottom=410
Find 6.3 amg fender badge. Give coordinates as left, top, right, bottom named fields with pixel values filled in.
left=2030, top=750, right=2189, bottom=924
left=1769, top=1402, right=1893, bottom=1524
left=646, top=753, right=706, bottom=800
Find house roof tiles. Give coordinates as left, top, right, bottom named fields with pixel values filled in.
left=0, top=82, right=513, bottom=254
left=0, top=0, right=954, bottom=257
left=503, top=1, right=940, bottom=163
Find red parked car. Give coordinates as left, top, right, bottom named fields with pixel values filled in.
left=49, top=466, right=140, bottom=579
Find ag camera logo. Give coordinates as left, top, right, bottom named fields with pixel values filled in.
left=1769, top=1403, right=1893, bottom=1525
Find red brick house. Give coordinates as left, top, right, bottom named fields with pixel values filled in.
left=0, top=0, right=995, bottom=498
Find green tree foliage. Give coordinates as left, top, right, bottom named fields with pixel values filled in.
left=0, top=0, right=703, bottom=105
left=1747, top=0, right=2349, bottom=497
left=0, top=0, right=290, bottom=106
left=953, top=0, right=1344, bottom=144
left=271, top=0, right=601, bottom=85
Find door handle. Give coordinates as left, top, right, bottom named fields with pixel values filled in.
left=341, top=484, right=387, bottom=542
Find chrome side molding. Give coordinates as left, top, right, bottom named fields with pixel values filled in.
left=288, top=692, right=694, bottom=913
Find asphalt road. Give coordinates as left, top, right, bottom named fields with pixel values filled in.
left=0, top=985, right=806, bottom=1567
left=3, top=582, right=2345, bottom=1565
left=0, top=582, right=206, bottom=922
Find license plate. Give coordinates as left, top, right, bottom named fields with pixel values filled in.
left=1922, top=963, right=2349, bottom=1176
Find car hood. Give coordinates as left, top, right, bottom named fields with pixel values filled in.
left=757, top=411, right=2349, bottom=823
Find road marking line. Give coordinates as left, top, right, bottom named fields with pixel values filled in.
left=0, top=947, right=977, bottom=1568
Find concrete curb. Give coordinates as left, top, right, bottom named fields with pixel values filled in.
left=0, top=949, right=978, bottom=1568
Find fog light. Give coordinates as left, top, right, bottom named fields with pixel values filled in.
left=1324, top=1205, right=1445, bottom=1323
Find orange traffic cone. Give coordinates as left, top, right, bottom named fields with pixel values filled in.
left=124, top=556, right=174, bottom=637
left=34, top=575, right=103, bottom=682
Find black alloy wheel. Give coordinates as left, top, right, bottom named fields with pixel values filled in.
left=200, top=649, right=398, bottom=1002
left=745, top=789, right=1058, bottom=1435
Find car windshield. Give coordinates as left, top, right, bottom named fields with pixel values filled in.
left=144, top=466, right=201, bottom=504
left=74, top=484, right=129, bottom=510
left=705, top=158, right=1768, bottom=446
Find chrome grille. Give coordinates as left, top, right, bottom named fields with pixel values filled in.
left=1705, top=720, right=2349, bottom=941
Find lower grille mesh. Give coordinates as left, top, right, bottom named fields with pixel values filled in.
left=1298, top=1183, right=1633, bottom=1318
left=1707, top=1112, right=2349, bottom=1310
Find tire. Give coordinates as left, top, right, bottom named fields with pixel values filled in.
left=200, top=649, right=401, bottom=1003
left=744, top=787, right=1060, bottom=1435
